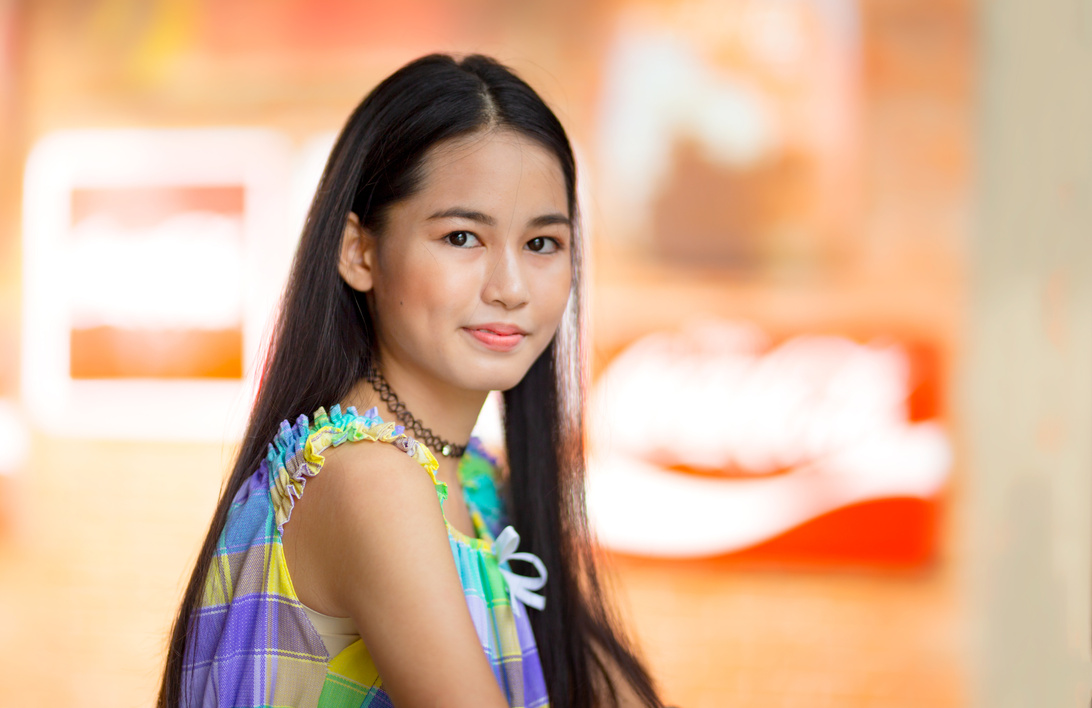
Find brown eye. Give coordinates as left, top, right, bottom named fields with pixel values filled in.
left=527, top=236, right=560, bottom=253
left=444, top=231, right=478, bottom=248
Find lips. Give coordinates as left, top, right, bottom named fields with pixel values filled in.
left=469, top=323, right=526, bottom=336
left=464, top=323, right=527, bottom=352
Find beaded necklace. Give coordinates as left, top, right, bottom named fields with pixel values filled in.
left=363, top=365, right=468, bottom=458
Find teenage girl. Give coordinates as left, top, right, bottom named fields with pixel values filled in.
left=158, top=53, right=665, bottom=708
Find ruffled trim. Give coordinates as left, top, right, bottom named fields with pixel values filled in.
left=266, top=404, right=442, bottom=533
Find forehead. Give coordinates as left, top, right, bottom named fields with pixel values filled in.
left=408, top=128, right=569, bottom=216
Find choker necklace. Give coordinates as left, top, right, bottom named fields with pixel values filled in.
left=364, top=364, right=467, bottom=458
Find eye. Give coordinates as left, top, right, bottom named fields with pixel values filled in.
left=444, top=231, right=479, bottom=248
left=526, top=236, right=561, bottom=254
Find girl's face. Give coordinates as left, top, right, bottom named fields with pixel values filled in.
left=341, top=128, right=574, bottom=394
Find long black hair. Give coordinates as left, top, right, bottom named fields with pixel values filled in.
left=159, top=53, right=664, bottom=708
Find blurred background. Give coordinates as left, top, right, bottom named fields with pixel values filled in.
left=0, top=0, right=1088, bottom=706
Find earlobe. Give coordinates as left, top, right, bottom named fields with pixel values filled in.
left=338, top=212, right=376, bottom=292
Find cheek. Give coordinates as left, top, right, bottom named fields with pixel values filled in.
left=537, top=264, right=573, bottom=324
left=377, top=245, right=460, bottom=311
left=415, top=254, right=479, bottom=315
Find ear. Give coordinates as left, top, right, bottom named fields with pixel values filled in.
left=338, top=211, right=377, bottom=292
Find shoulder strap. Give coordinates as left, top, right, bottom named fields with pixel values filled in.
left=268, top=405, right=445, bottom=533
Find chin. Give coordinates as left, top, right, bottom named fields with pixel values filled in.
left=456, top=360, right=535, bottom=393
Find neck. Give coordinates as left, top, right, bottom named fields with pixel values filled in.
left=341, top=351, right=488, bottom=458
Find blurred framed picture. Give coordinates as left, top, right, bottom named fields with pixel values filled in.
left=22, top=129, right=293, bottom=440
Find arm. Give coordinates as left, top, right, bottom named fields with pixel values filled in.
left=282, top=440, right=508, bottom=708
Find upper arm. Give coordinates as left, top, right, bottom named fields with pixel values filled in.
left=282, top=440, right=507, bottom=708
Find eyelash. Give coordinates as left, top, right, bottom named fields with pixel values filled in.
left=443, top=231, right=564, bottom=254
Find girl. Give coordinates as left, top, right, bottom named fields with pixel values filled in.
left=158, top=53, right=665, bottom=708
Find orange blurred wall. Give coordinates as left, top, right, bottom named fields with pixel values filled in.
left=0, top=2, right=972, bottom=706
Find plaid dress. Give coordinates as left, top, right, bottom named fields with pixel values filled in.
left=180, top=405, right=549, bottom=707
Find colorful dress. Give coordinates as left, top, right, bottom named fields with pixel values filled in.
left=181, top=405, right=550, bottom=708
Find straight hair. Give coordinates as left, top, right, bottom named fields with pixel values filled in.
left=158, top=52, right=664, bottom=708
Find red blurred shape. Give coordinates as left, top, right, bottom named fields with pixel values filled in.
left=719, top=495, right=942, bottom=571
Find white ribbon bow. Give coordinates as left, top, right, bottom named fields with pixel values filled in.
left=492, top=525, right=548, bottom=617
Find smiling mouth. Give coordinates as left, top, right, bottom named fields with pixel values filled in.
left=463, top=327, right=526, bottom=352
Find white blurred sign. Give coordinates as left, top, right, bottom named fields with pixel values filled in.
left=586, top=319, right=951, bottom=558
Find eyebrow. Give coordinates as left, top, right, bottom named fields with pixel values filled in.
left=426, top=207, right=571, bottom=230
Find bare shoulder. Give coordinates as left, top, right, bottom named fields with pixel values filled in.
left=293, top=437, right=445, bottom=542
left=319, top=437, right=443, bottom=507
left=281, top=437, right=447, bottom=615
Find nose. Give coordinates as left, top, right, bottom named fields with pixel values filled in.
left=483, top=244, right=530, bottom=310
